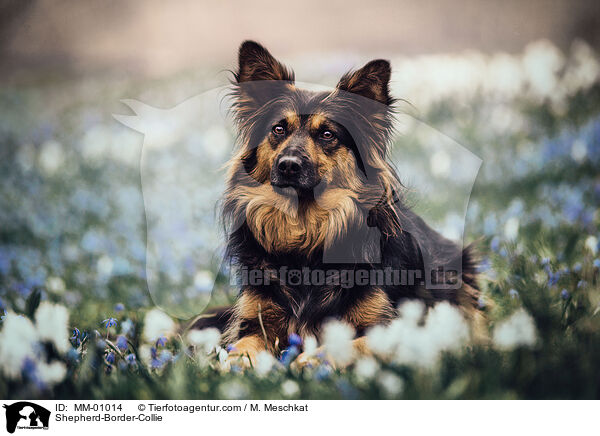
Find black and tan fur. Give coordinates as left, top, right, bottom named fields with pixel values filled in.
left=190, top=41, right=482, bottom=365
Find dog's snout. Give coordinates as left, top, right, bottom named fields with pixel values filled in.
left=277, top=155, right=302, bottom=178
left=270, top=148, right=318, bottom=191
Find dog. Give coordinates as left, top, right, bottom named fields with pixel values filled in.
left=189, top=41, right=482, bottom=367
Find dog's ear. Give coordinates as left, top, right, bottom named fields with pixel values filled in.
left=337, top=60, right=392, bottom=105
left=235, top=41, right=294, bottom=83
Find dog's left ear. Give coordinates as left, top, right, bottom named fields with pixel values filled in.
left=337, top=60, right=392, bottom=105
left=235, top=40, right=294, bottom=83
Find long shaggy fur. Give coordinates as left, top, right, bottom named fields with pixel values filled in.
left=189, top=41, right=482, bottom=361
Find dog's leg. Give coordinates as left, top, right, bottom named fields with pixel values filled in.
left=295, top=336, right=372, bottom=369
left=225, top=334, right=266, bottom=369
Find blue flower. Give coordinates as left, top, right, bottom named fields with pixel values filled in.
left=102, top=317, right=117, bottom=329
left=509, top=289, right=519, bottom=299
left=70, top=328, right=82, bottom=347
left=477, top=258, right=491, bottom=273
left=315, top=364, right=333, bottom=381
left=547, top=271, right=561, bottom=287
left=67, top=348, right=80, bottom=361
left=560, top=289, right=570, bottom=300
left=541, top=257, right=551, bottom=266
left=226, top=344, right=237, bottom=352
left=116, top=335, right=128, bottom=351
left=288, top=333, right=302, bottom=347
left=490, top=237, right=500, bottom=252
left=573, top=263, right=582, bottom=273
left=593, top=259, right=600, bottom=269
left=280, top=345, right=299, bottom=366
left=114, top=303, right=125, bottom=312
left=106, top=352, right=115, bottom=364
left=125, top=354, right=137, bottom=365
left=159, top=350, right=173, bottom=364
left=155, top=336, right=167, bottom=347
left=150, top=358, right=163, bottom=369
left=577, top=280, right=587, bottom=289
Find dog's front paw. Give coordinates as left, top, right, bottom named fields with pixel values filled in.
left=223, top=349, right=256, bottom=371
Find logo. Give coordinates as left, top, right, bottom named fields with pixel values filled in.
left=2, top=402, right=50, bottom=434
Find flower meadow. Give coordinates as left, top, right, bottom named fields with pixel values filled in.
left=1, top=40, right=600, bottom=399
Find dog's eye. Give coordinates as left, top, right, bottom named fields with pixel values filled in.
left=272, top=125, right=285, bottom=135
left=320, top=130, right=335, bottom=141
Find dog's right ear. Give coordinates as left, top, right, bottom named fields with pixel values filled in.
left=235, top=41, right=294, bottom=83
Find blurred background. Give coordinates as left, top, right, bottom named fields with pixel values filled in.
left=0, top=1, right=599, bottom=399
left=2, top=0, right=600, bottom=78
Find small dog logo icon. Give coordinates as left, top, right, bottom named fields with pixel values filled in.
left=3, top=402, right=50, bottom=433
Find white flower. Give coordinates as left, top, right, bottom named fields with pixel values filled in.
left=377, top=371, right=404, bottom=398
left=281, top=379, right=300, bottom=397
left=254, top=351, right=277, bottom=377
left=368, top=301, right=469, bottom=368
left=142, top=308, right=176, bottom=342
left=187, top=328, right=221, bottom=354
left=46, top=276, right=66, bottom=295
left=354, top=356, right=379, bottom=381
left=585, top=235, right=598, bottom=256
left=398, top=300, right=425, bottom=324
left=302, top=336, right=318, bottom=356
left=38, top=140, right=65, bottom=175
left=218, top=379, right=249, bottom=399
left=139, top=345, right=153, bottom=366
left=366, top=324, right=398, bottom=357
left=504, top=217, right=520, bottom=240
left=0, top=313, right=38, bottom=378
left=218, top=348, right=228, bottom=365
left=35, top=302, right=70, bottom=352
left=37, top=361, right=67, bottom=386
left=426, top=302, right=469, bottom=351
left=193, top=270, right=214, bottom=292
left=322, top=320, right=355, bottom=366
left=493, top=308, right=537, bottom=350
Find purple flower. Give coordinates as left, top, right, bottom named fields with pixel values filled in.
left=102, top=318, right=117, bottom=329
left=106, top=352, right=115, bottom=364
left=288, top=333, right=302, bottom=347
left=155, top=336, right=167, bottom=347
left=226, top=344, right=237, bottom=352
left=116, top=335, right=128, bottom=351
left=560, top=289, right=570, bottom=300
left=114, top=303, right=125, bottom=312
left=125, top=354, right=137, bottom=365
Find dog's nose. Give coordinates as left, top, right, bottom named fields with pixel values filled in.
left=277, top=155, right=302, bottom=178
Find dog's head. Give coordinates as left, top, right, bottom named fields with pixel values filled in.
left=224, top=41, right=400, bottom=255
